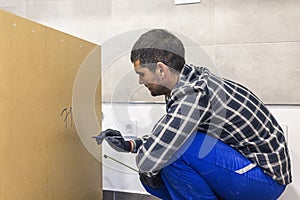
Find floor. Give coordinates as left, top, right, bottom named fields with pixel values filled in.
left=103, top=190, right=159, bottom=200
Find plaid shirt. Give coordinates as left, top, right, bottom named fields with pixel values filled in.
left=136, top=64, right=292, bottom=185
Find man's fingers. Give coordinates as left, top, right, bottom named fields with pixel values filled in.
left=103, top=129, right=121, bottom=137
left=100, top=129, right=115, bottom=135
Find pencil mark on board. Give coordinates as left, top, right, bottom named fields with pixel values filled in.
left=60, top=106, right=73, bottom=127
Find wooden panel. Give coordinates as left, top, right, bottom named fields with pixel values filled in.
left=0, top=10, right=102, bottom=200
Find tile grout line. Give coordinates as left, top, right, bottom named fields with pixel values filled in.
left=216, top=40, right=300, bottom=47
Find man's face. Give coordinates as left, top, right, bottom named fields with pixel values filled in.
left=133, top=60, right=169, bottom=96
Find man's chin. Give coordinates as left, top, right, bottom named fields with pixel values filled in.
left=150, top=91, right=163, bottom=97
left=149, top=88, right=170, bottom=97
left=147, top=85, right=170, bottom=97
left=150, top=92, right=159, bottom=97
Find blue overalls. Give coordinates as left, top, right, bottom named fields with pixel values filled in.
left=143, top=132, right=286, bottom=200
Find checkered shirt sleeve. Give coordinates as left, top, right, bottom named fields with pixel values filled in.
left=136, top=87, right=209, bottom=175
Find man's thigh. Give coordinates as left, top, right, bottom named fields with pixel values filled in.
left=179, top=132, right=285, bottom=200
left=161, top=157, right=219, bottom=200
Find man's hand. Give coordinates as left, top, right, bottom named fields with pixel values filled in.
left=92, top=131, right=107, bottom=145
left=105, top=129, right=131, bottom=152
left=94, top=129, right=131, bottom=152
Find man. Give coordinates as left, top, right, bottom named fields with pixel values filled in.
left=95, top=29, right=292, bottom=199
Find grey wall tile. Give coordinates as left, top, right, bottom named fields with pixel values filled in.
left=0, top=0, right=26, bottom=17
left=111, top=0, right=215, bottom=45
left=2, top=0, right=300, bottom=104
left=215, top=0, right=300, bottom=44
left=0, top=6, right=26, bottom=17
left=25, top=0, right=113, bottom=43
left=215, top=42, right=300, bottom=104
left=0, top=0, right=17, bottom=7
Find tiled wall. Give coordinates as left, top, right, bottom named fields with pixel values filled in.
left=1, top=0, right=299, bottom=104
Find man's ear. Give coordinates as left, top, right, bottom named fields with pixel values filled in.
left=156, top=62, right=168, bottom=78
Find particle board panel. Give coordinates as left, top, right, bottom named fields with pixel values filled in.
left=0, top=10, right=102, bottom=200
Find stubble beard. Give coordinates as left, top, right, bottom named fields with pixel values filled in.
left=147, top=84, right=171, bottom=97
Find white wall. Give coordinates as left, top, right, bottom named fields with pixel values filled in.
left=269, top=106, right=300, bottom=199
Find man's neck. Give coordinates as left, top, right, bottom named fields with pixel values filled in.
left=165, top=72, right=179, bottom=97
